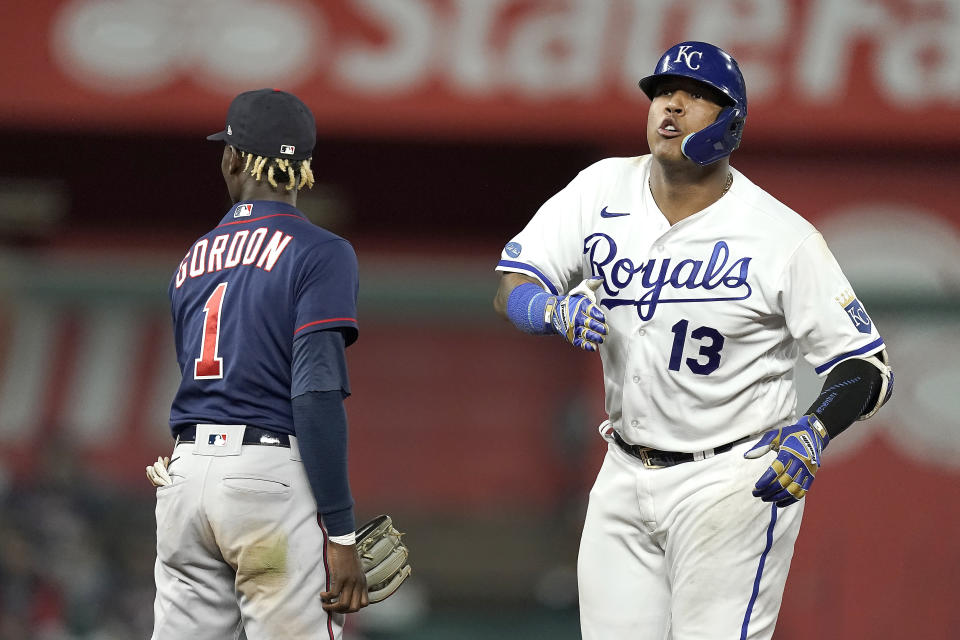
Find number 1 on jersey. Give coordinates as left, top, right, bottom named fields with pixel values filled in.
left=194, top=282, right=228, bottom=379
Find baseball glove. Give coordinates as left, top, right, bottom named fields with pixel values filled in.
left=356, top=514, right=411, bottom=603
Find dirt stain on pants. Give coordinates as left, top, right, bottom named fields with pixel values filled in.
left=234, top=529, right=293, bottom=636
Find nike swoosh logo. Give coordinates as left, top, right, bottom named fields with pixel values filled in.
left=600, top=206, right=630, bottom=218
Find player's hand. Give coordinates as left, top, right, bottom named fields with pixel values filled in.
left=146, top=456, right=172, bottom=487
left=321, top=541, right=369, bottom=613
left=549, top=277, right=608, bottom=352
left=744, top=415, right=829, bottom=507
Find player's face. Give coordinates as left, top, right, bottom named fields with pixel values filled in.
left=647, top=77, right=726, bottom=163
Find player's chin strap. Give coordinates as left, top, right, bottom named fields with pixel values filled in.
left=855, top=350, right=893, bottom=421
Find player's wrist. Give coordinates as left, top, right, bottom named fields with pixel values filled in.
left=543, top=295, right=559, bottom=333
left=506, top=282, right=555, bottom=335
left=329, top=531, right=357, bottom=546
left=804, top=414, right=830, bottom=449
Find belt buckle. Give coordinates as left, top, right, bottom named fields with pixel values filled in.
left=636, top=447, right=665, bottom=470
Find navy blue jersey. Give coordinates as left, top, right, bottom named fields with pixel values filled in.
left=168, top=200, right=358, bottom=436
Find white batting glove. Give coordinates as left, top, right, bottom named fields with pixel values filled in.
left=146, top=456, right=172, bottom=487
left=547, top=277, right=608, bottom=352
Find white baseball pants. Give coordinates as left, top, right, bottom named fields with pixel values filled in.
left=578, top=439, right=804, bottom=640
left=151, top=424, right=343, bottom=640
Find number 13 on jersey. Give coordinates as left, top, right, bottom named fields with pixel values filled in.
left=195, top=282, right=228, bottom=380
left=668, top=318, right=725, bottom=375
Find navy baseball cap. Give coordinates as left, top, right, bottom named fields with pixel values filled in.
left=207, top=89, right=316, bottom=161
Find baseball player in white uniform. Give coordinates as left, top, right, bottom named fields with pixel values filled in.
left=493, top=42, right=893, bottom=639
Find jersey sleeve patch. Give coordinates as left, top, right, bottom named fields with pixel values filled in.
left=836, top=289, right=872, bottom=335
left=504, top=242, right=522, bottom=258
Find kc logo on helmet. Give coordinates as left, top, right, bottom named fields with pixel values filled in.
left=280, top=145, right=296, bottom=155
left=674, top=45, right=703, bottom=70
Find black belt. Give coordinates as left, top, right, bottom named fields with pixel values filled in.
left=613, top=431, right=751, bottom=469
left=175, top=424, right=291, bottom=448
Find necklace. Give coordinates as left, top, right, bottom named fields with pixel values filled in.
left=720, top=171, right=733, bottom=195
left=649, top=171, right=733, bottom=198
left=721, top=171, right=733, bottom=196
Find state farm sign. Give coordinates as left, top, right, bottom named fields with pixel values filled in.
left=2, top=0, right=959, bottom=141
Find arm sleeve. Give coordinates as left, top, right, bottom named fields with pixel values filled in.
left=290, top=326, right=356, bottom=536
left=495, top=171, right=588, bottom=295
left=294, top=238, right=359, bottom=346
left=291, top=329, right=350, bottom=398
left=780, top=232, right=885, bottom=376
left=803, top=356, right=884, bottom=439
left=292, top=390, right=355, bottom=536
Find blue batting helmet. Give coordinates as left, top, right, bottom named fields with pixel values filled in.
left=639, top=41, right=747, bottom=166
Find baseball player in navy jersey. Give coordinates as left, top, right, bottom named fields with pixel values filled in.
left=147, top=89, right=367, bottom=639
left=493, top=42, right=893, bottom=639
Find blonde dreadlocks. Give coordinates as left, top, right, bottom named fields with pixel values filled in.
left=242, top=152, right=315, bottom=192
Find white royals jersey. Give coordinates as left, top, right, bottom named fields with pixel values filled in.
left=497, top=155, right=885, bottom=452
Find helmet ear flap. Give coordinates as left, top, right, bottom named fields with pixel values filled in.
left=680, top=106, right=745, bottom=166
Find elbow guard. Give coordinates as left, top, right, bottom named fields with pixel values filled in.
left=856, top=350, right=894, bottom=421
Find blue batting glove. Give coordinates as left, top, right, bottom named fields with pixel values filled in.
left=547, top=277, right=608, bottom=352
left=743, top=415, right=829, bottom=508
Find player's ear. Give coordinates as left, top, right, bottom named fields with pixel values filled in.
left=224, top=145, right=244, bottom=175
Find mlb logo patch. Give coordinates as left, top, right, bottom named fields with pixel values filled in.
left=234, top=203, right=253, bottom=218
left=280, top=144, right=295, bottom=155
left=208, top=433, right=229, bottom=446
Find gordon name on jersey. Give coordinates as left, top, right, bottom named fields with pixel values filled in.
left=173, top=221, right=294, bottom=287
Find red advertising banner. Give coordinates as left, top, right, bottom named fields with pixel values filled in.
left=2, top=0, right=960, bottom=143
